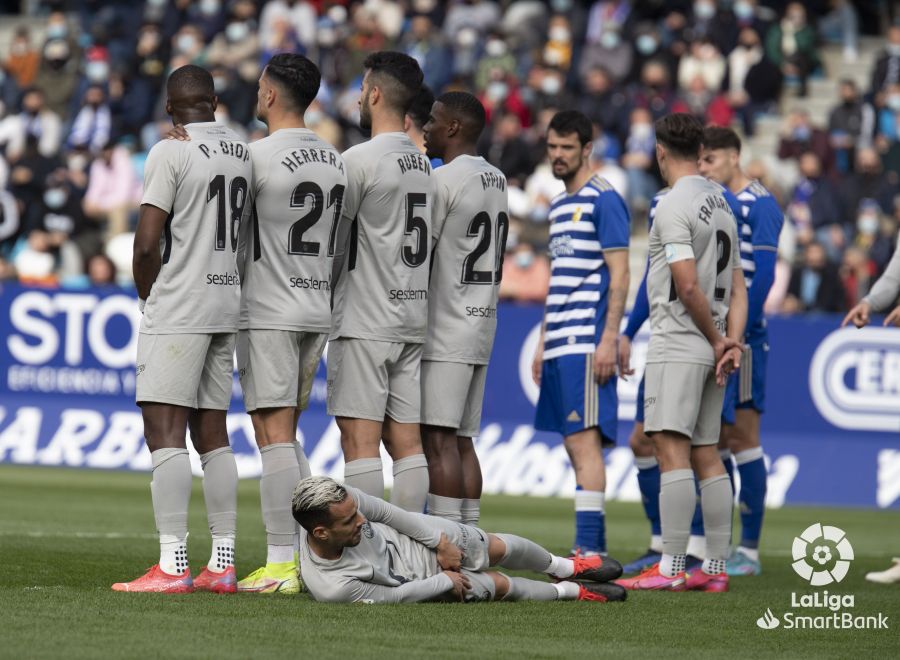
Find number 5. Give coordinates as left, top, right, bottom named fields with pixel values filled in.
left=402, top=192, right=428, bottom=268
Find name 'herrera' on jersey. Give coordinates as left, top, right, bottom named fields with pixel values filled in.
left=280, top=147, right=346, bottom=174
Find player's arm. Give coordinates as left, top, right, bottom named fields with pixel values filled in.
left=330, top=153, right=366, bottom=290
left=532, top=312, right=546, bottom=385
left=133, top=204, right=168, bottom=301
left=844, top=236, right=900, bottom=327
left=619, top=258, right=648, bottom=376
left=745, top=199, right=783, bottom=330
left=598, top=248, right=629, bottom=383
left=339, top=572, right=463, bottom=604
left=719, top=261, right=749, bottom=384
left=349, top=488, right=442, bottom=548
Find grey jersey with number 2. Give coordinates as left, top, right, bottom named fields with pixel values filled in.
left=140, top=121, right=251, bottom=334
left=331, top=132, right=434, bottom=343
left=240, top=128, right=347, bottom=332
left=646, top=175, right=741, bottom=366
left=424, top=156, right=508, bottom=364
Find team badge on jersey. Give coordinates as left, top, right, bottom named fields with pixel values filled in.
left=572, top=206, right=583, bottom=223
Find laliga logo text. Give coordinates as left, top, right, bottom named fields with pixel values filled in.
left=791, top=523, right=854, bottom=586
left=809, top=327, right=900, bottom=432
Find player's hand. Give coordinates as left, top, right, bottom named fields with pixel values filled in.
left=443, top=570, right=471, bottom=602
left=712, top=336, right=743, bottom=364
left=617, top=335, right=635, bottom=379
left=842, top=301, right=871, bottom=328
left=884, top=306, right=900, bottom=327
left=716, top=346, right=742, bottom=386
left=436, top=533, right=463, bottom=572
left=531, top=343, right=543, bottom=386
left=165, top=124, right=190, bottom=141
left=593, top=338, right=616, bottom=384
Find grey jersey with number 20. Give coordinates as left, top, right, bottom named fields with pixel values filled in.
left=424, top=155, right=508, bottom=364
left=331, top=132, right=434, bottom=343
left=646, top=175, right=741, bottom=366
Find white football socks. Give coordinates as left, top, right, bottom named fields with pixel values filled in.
left=159, top=533, right=188, bottom=576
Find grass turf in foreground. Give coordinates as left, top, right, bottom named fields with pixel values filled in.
left=0, top=465, right=897, bottom=659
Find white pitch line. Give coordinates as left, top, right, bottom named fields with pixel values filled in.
left=0, top=530, right=157, bottom=540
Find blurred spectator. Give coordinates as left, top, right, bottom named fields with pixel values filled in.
left=848, top=199, right=895, bottom=275
left=819, top=0, right=860, bottom=63
left=585, top=0, right=633, bottom=45
left=728, top=26, right=781, bottom=136
left=475, top=31, right=517, bottom=92
left=444, top=0, right=501, bottom=42
left=621, top=107, right=658, bottom=213
left=526, top=65, right=574, bottom=118
left=839, top=148, right=899, bottom=220
left=306, top=99, right=343, bottom=150
left=478, top=72, right=530, bottom=127
left=765, top=2, right=820, bottom=97
left=840, top=245, right=873, bottom=308
left=403, top=14, right=453, bottom=92
left=83, top=141, right=140, bottom=240
left=208, top=11, right=260, bottom=72
left=629, top=60, right=687, bottom=120
left=579, top=23, right=632, bottom=85
left=68, top=85, right=112, bottom=154
left=87, top=253, right=118, bottom=287
left=0, top=104, right=25, bottom=161
left=786, top=152, right=842, bottom=250
left=631, top=22, right=675, bottom=84
left=576, top=66, right=630, bottom=144
left=260, top=0, right=317, bottom=53
left=870, top=24, right=900, bottom=97
left=778, top=109, right=835, bottom=176
left=686, top=0, right=741, bottom=55
left=499, top=242, right=550, bottom=303
left=677, top=38, right=725, bottom=93
left=543, top=15, right=574, bottom=72
left=8, top=136, right=59, bottom=212
left=170, top=24, right=207, bottom=67
left=784, top=242, right=846, bottom=313
left=188, top=0, right=228, bottom=43
left=19, top=88, right=62, bottom=159
left=681, top=75, right=733, bottom=127
left=33, top=40, right=78, bottom=119
left=828, top=80, right=875, bottom=173
left=482, top=111, right=533, bottom=185
left=5, top=27, right=40, bottom=89
left=731, top=0, right=776, bottom=36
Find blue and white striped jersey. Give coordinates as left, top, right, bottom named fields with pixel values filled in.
left=542, top=175, right=630, bottom=361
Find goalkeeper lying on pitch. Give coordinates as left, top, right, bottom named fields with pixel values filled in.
left=291, top=476, right=627, bottom=604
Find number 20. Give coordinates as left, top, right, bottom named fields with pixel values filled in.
left=462, top=211, right=509, bottom=284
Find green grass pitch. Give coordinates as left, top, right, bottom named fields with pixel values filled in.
left=1, top=465, right=897, bottom=659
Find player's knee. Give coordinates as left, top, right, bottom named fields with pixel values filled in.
left=421, top=426, right=458, bottom=458
left=629, top=426, right=654, bottom=457
left=383, top=420, right=423, bottom=458
left=488, top=572, right=509, bottom=600
left=563, top=430, right=603, bottom=460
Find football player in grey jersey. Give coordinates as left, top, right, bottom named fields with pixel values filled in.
left=291, top=476, right=627, bottom=604
left=419, top=92, right=507, bottom=525
left=114, top=65, right=252, bottom=594
left=618, top=114, right=746, bottom=593
left=328, top=52, right=432, bottom=512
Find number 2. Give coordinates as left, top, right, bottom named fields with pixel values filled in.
left=461, top=211, right=509, bottom=285
left=288, top=182, right=344, bottom=257
left=714, top=230, right=732, bottom=301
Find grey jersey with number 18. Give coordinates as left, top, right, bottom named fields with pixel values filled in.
left=140, top=121, right=251, bottom=334
left=240, top=128, right=347, bottom=332
left=331, top=132, right=434, bottom=343
left=646, top=175, right=741, bottom=366
left=423, top=156, right=508, bottom=364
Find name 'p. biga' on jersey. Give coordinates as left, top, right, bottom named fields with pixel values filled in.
left=543, top=175, right=630, bottom=361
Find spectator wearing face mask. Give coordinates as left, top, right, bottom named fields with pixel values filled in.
left=621, top=107, right=659, bottom=214
left=850, top=200, right=895, bottom=272
left=260, top=0, right=317, bottom=53
left=577, top=66, right=631, bottom=145
left=68, top=85, right=111, bottom=155
left=170, top=25, right=207, bottom=68
left=499, top=242, right=550, bottom=303
left=687, top=0, right=740, bottom=56
left=784, top=241, right=845, bottom=313
left=787, top=152, right=843, bottom=255
left=403, top=13, right=453, bottom=92
left=479, top=73, right=531, bottom=128
left=481, top=111, right=535, bottom=185
left=82, top=140, right=140, bottom=241
left=187, top=0, right=227, bottom=43
left=630, top=23, right=675, bottom=85
left=839, top=148, right=899, bottom=221
left=870, top=24, right=900, bottom=97
left=579, top=24, right=632, bottom=86
left=629, top=61, right=688, bottom=121
left=731, top=0, right=776, bottom=36
left=585, top=0, right=633, bottom=46
left=528, top=65, right=574, bottom=117
left=778, top=109, right=835, bottom=176
left=444, top=0, right=501, bottom=44
left=207, top=13, right=260, bottom=72
left=33, top=39, right=78, bottom=119
left=728, top=26, right=778, bottom=136
left=819, top=0, right=860, bottom=63
left=677, top=38, right=725, bottom=94
left=475, top=31, right=517, bottom=92
left=828, top=80, right=875, bottom=173
left=543, top=15, right=573, bottom=72
left=18, top=87, right=62, bottom=158
left=765, top=2, right=820, bottom=97
left=5, top=27, right=40, bottom=89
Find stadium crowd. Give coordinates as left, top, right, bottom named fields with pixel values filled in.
left=0, top=0, right=898, bottom=315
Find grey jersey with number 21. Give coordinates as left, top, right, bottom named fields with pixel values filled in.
left=646, top=175, right=741, bottom=366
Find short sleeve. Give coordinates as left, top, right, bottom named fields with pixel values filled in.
left=732, top=222, right=742, bottom=269
left=596, top=190, right=630, bottom=250
left=141, top=140, right=180, bottom=213
left=654, top=194, right=693, bottom=247
left=340, top=146, right=369, bottom=222
left=431, top=174, right=453, bottom=245
left=750, top=197, right=784, bottom=250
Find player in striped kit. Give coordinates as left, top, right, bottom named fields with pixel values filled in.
left=531, top=111, right=630, bottom=556
left=698, top=126, right=783, bottom=576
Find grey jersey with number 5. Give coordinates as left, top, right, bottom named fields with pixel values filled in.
left=240, top=128, right=347, bottom=332
left=423, top=156, right=508, bottom=364
left=646, top=175, right=741, bottom=366
left=331, top=132, right=434, bottom=343
left=140, top=121, right=251, bottom=334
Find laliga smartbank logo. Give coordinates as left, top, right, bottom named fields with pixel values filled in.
left=755, top=524, right=889, bottom=631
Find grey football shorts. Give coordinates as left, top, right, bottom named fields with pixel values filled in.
left=326, top=338, right=422, bottom=424
left=424, top=515, right=495, bottom=602
left=135, top=332, right=235, bottom=410
left=643, top=361, right=724, bottom=446
left=237, top=329, right=327, bottom=413
left=421, top=360, right=488, bottom=438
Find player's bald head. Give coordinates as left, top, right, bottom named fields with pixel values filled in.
left=436, top=91, right=486, bottom=142
left=166, top=64, right=216, bottom=114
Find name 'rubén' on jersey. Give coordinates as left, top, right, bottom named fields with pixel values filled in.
left=542, top=175, right=630, bottom=360
left=140, top=121, right=252, bottom=334
left=240, top=128, right=347, bottom=332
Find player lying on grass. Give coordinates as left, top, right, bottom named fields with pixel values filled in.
left=291, top=476, right=627, bottom=603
